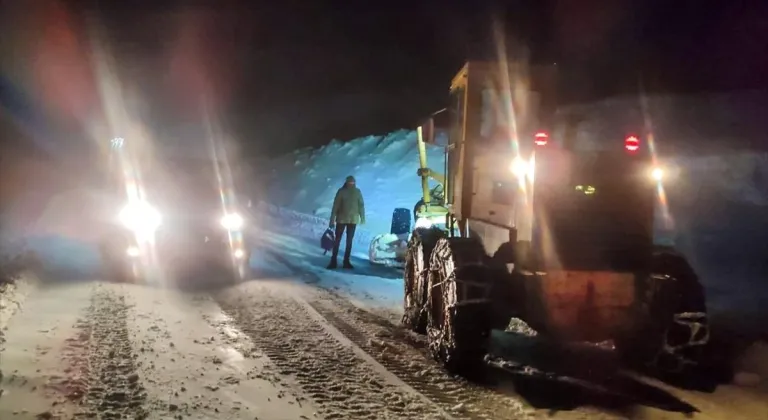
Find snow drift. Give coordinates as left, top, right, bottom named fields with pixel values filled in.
left=264, top=130, right=443, bottom=237
left=262, top=92, right=768, bottom=319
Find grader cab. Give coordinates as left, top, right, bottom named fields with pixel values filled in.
left=401, top=61, right=709, bottom=375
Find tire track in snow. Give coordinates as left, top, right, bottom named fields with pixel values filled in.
left=262, top=250, right=539, bottom=420
left=305, top=295, right=537, bottom=420
left=58, top=285, right=149, bottom=419
left=215, top=286, right=448, bottom=420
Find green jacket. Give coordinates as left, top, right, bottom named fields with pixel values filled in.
left=331, top=185, right=365, bottom=225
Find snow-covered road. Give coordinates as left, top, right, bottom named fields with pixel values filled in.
left=2, top=230, right=768, bottom=419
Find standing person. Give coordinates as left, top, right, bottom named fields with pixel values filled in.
left=328, top=175, right=365, bottom=269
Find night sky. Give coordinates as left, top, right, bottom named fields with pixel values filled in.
left=1, top=0, right=767, bottom=157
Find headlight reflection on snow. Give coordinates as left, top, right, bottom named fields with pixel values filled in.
left=414, top=217, right=433, bottom=229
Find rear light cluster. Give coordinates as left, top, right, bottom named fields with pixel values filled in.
left=532, top=132, right=642, bottom=152
left=625, top=135, right=640, bottom=152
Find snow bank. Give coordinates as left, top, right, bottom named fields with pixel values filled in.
left=262, top=92, right=768, bottom=319
left=0, top=271, right=40, bottom=335
left=255, top=202, right=375, bottom=261
left=264, top=130, right=443, bottom=237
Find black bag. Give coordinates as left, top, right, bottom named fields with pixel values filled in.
left=320, top=228, right=335, bottom=255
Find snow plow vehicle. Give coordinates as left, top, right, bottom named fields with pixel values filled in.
left=99, top=137, right=251, bottom=285
left=398, top=61, right=709, bottom=375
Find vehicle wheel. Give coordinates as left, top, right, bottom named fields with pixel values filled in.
left=402, top=228, right=442, bottom=333
left=621, top=251, right=710, bottom=374
left=426, top=237, right=493, bottom=375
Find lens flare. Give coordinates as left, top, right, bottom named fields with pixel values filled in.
left=220, top=212, right=244, bottom=230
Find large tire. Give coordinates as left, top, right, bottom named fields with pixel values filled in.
left=426, top=237, right=493, bottom=375
left=402, top=228, right=441, bottom=333
left=623, top=251, right=709, bottom=374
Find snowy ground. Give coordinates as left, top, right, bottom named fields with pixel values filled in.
left=1, top=92, right=767, bottom=419
left=3, top=227, right=768, bottom=419
left=1, top=189, right=767, bottom=418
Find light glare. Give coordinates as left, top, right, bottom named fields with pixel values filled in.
left=510, top=156, right=529, bottom=179
left=119, top=201, right=161, bottom=233
left=651, top=167, right=664, bottom=181
left=220, top=213, right=244, bottom=230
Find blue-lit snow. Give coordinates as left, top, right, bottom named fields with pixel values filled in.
left=2, top=92, right=766, bottom=324
left=263, top=125, right=768, bottom=323
left=264, top=130, right=443, bottom=238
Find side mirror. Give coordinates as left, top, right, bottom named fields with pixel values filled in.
left=418, top=118, right=436, bottom=144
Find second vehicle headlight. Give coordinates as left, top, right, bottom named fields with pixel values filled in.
left=510, top=156, right=530, bottom=179
left=220, top=212, right=244, bottom=230
left=651, top=167, right=664, bottom=181
left=119, top=201, right=162, bottom=233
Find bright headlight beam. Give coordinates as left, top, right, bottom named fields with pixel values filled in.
left=651, top=167, right=664, bottom=181
left=220, top=213, right=244, bottom=230
left=119, top=201, right=161, bottom=233
left=510, top=156, right=529, bottom=179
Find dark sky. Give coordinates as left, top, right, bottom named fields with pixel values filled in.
left=2, top=0, right=767, bottom=157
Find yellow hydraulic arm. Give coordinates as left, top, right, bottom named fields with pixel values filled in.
left=416, top=125, right=447, bottom=219
left=417, top=125, right=432, bottom=207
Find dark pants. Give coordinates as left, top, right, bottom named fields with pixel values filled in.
left=331, top=223, right=357, bottom=263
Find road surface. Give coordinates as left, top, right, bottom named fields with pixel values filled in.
left=1, top=240, right=768, bottom=419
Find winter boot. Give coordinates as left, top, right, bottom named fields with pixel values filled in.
left=327, top=259, right=338, bottom=269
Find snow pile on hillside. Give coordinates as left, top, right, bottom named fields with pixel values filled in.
left=263, top=131, right=768, bottom=238
left=264, top=130, right=443, bottom=236
left=262, top=93, right=768, bottom=318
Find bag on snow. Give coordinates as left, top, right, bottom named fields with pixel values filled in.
left=321, top=228, right=335, bottom=255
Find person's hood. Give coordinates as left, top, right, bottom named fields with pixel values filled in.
left=345, top=175, right=356, bottom=184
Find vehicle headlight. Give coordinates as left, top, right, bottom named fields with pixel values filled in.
left=126, top=246, right=140, bottom=257
left=119, top=201, right=161, bottom=233
left=651, top=167, right=664, bottom=181
left=510, top=156, right=529, bottom=179
left=220, top=212, right=244, bottom=230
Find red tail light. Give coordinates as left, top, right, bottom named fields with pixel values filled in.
left=625, top=135, right=640, bottom=152
left=534, top=131, right=549, bottom=146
